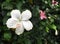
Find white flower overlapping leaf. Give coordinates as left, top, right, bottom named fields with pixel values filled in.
left=6, top=10, right=33, bottom=35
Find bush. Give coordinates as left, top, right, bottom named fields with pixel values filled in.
left=0, top=0, right=60, bottom=44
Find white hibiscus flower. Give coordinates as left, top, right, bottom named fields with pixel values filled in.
left=6, top=9, right=33, bottom=35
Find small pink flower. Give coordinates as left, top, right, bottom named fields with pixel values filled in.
left=52, top=0, right=58, bottom=5
left=40, top=10, right=47, bottom=20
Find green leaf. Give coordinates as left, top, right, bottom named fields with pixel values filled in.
left=6, top=0, right=11, bottom=3
left=7, top=12, right=10, bottom=16
left=3, top=16, right=9, bottom=25
left=16, top=2, right=23, bottom=10
left=36, top=38, right=42, bottom=44
left=2, top=2, right=13, bottom=10
left=46, top=27, right=49, bottom=32
left=50, top=18, right=54, bottom=23
left=50, top=24, right=57, bottom=30
left=24, top=39, right=31, bottom=44
left=3, top=32, right=11, bottom=41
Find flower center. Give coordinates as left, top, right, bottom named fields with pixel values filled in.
left=18, top=17, right=22, bottom=21
left=16, top=24, right=20, bottom=28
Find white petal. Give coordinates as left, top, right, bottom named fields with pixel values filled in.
left=6, top=18, right=18, bottom=28
left=11, top=10, right=21, bottom=19
left=21, top=10, right=32, bottom=20
left=15, top=22, right=24, bottom=35
left=22, top=21, right=33, bottom=31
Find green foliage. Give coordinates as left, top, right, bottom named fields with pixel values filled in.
left=0, top=0, right=60, bottom=44
left=3, top=32, right=11, bottom=41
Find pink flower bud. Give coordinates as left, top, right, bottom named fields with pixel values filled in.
left=55, top=30, right=58, bottom=35
left=40, top=10, right=47, bottom=20
left=52, top=0, right=58, bottom=5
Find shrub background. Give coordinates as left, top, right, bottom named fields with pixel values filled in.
left=0, top=0, right=60, bottom=44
